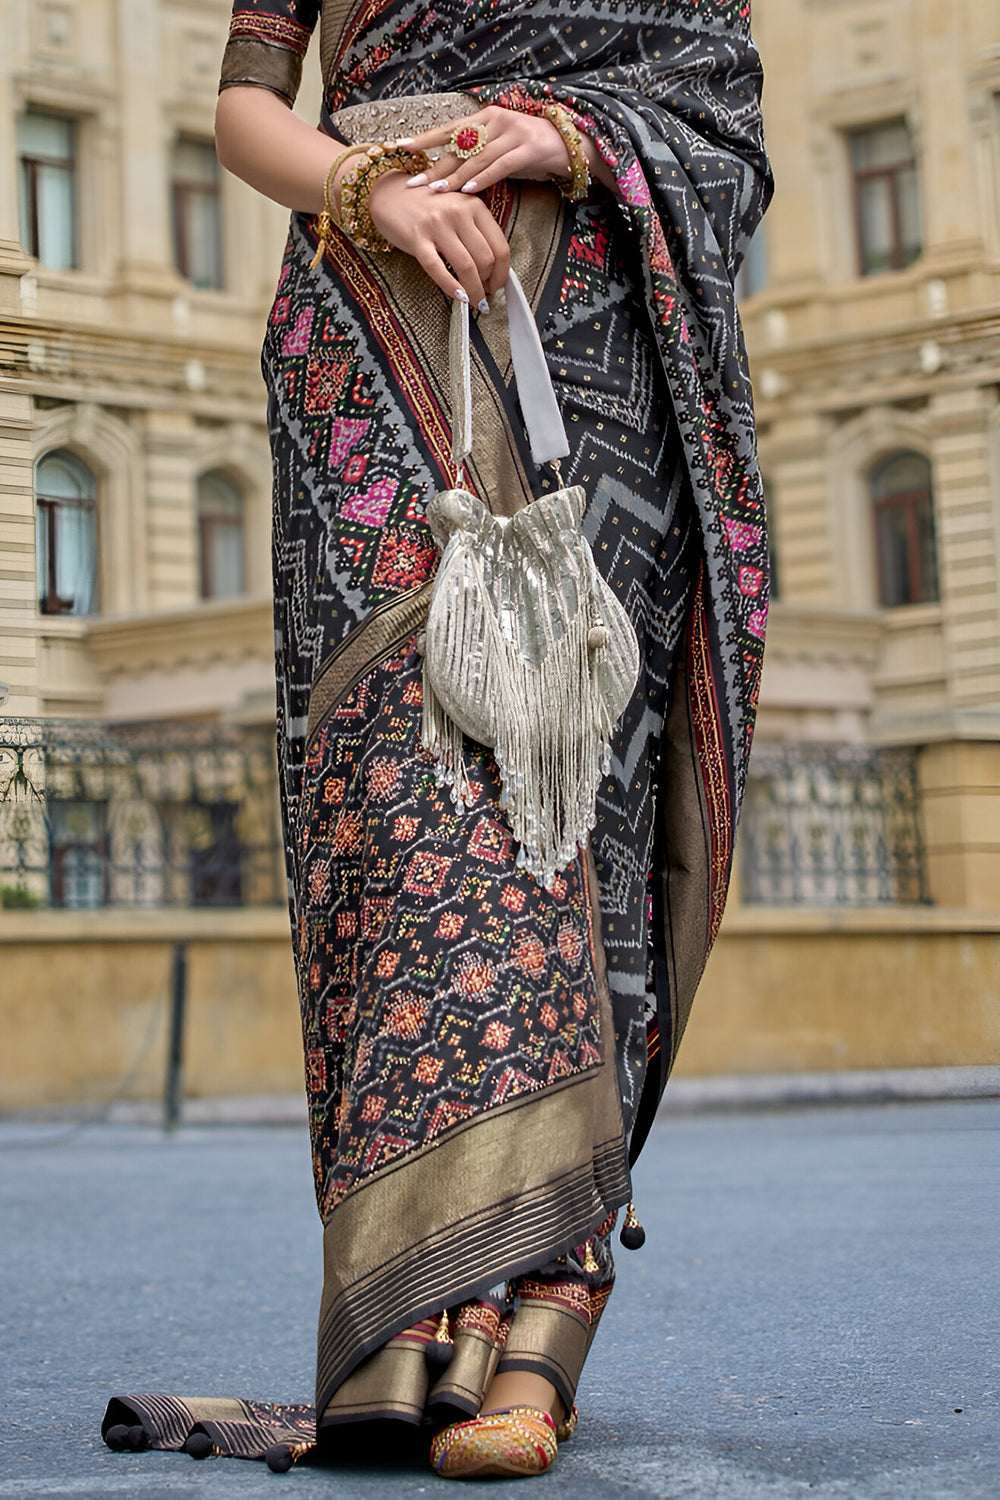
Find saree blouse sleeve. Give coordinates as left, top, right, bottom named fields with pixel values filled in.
left=218, top=0, right=320, bottom=108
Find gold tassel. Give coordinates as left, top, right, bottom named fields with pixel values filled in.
left=582, top=1242, right=599, bottom=1274
left=309, top=211, right=333, bottom=269
left=425, top=1307, right=455, bottom=1372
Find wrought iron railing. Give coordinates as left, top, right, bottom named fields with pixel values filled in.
left=740, top=743, right=928, bottom=905
left=0, top=717, right=284, bottom=909
left=0, top=720, right=928, bottom=911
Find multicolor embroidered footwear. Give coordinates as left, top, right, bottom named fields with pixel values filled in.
left=429, top=1405, right=558, bottom=1479
left=555, top=1403, right=579, bottom=1443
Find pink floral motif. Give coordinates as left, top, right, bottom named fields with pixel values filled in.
left=738, top=564, right=763, bottom=596
left=341, top=477, right=397, bottom=527
left=725, top=517, right=763, bottom=552
left=282, top=306, right=313, bottom=355
left=748, top=606, right=768, bottom=639
left=618, top=159, right=652, bottom=205
left=328, top=417, right=370, bottom=468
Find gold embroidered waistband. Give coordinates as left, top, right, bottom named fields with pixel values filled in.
left=327, top=93, right=476, bottom=146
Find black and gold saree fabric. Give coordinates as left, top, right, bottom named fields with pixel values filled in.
left=103, top=0, right=771, bottom=1465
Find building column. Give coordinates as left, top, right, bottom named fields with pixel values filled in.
left=918, top=742, right=1000, bottom=912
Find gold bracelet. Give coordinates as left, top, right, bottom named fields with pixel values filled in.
left=339, top=143, right=431, bottom=253
left=309, top=143, right=375, bottom=269
left=544, top=103, right=590, bottom=202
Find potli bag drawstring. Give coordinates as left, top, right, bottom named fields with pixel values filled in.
left=420, top=271, right=640, bottom=890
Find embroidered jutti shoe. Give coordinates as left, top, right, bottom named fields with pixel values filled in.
left=429, top=1406, right=558, bottom=1479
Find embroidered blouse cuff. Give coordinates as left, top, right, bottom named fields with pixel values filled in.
left=218, top=7, right=313, bottom=109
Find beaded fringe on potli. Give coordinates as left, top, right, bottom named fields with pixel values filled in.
left=420, top=577, right=615, bottom=891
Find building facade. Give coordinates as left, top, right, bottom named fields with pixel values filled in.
left=0, top=0, right=998, bottom=1107
left=745, top=0, right=1000, bottom=914
left=0, top=0, right=315, bottom=726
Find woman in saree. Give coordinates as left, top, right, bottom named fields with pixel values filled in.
left=210, top=0, right=769, bottom=1481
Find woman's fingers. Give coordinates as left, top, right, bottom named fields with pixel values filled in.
left=413, top=241, right=471, bottom=304
left=470, top=204, right=511, bottom=294
left=436, top=228, right=489, bottom=309
left=397, top=109, right=497, bottom=155
left=453, top=148, right=528, bottom=195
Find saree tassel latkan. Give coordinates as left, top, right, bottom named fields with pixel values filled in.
left=424, top=1310, right=455, bottom=1373
left=619, top=1202, right=647, bottom=1251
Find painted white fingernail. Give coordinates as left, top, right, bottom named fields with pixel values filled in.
left=395, top=137, right=415, bottom=147
left=478, top=298, right=490, bottom=315
left=454, top=287, right=469, bottom=303
left=406, top=172, right=428, bottom=188
left=460, top=180, right=478, bottom=194
left=430, top=179, right=450, bottom=193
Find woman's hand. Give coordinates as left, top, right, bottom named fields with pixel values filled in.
left=366, top=170, right=511, bottom=309
left=399, top=105, right=572, bottom=195
left=398, top=103, right=620, bottom=197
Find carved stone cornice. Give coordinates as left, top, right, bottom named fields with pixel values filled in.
left=86, top=596, right=273, bottom=676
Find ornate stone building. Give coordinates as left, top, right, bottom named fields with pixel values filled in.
left=0, top=0, right=316, bottom=725
left=0, top=0, right=997, bottom=1107
left=745, top=0, right=1000, bottom=915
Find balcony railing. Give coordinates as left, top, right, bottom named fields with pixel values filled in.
left=739, top=743, right=928, bottom=905
left=0, top=717, right=284, bottom=909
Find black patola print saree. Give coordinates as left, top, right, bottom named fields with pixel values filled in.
left=102, top=0, right=770, bottom=1467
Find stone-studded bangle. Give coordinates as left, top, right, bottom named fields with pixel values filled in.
left=340, top=143, right=432, bottom=253
left=544, top=103, right=590, bottom=202
left=309, top=144, right=374, bottom=268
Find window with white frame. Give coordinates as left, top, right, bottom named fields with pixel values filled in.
left=171, top=138, right=223, bottom=290
left=849, top=120, right=922, bottom=277
left=871, top=451, right=939, bottom=607
left=197, top=471, right=245, bottom=600
left=736, top=224, right=768, bottom=301
left=17, top=111, right=77, bottom=270
left=35, top=450, right=99, bottom=616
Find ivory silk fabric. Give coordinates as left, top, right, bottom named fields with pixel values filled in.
left=108, top=0, right=772, bottom=1457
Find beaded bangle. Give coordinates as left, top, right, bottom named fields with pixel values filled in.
left=309, top=143, right=374, bottom=268
left=544, top=103, right=590, bottom=202
left=339, top=143, right=431, bottom=253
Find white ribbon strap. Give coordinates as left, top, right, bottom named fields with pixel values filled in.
left=450, top=268, right=570, bottom=476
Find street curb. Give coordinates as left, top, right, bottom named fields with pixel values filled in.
left=3, top=1066, right=999, bottom=1129
left=659, top=1065, right=1000, bottom=1113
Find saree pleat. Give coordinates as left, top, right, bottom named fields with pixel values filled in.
left=103, top=0, right=770, bottom=1457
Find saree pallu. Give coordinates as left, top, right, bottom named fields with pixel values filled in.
left=102, top=0, right=771, bottom=1464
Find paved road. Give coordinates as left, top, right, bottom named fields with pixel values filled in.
left=0, top=1100, right=996, bottom=1499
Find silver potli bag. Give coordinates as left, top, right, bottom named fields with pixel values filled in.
left=421, top=269, right=640, bottom=889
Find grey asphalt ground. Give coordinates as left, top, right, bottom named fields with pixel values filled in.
left=0, top=1100, right=996, bottom=1499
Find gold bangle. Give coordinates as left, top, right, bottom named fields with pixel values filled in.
left=544, top=103, right=590, bottom=202
left=309, top=143, right=375, bottom=269
left=339, top=143, right=431, bottom=254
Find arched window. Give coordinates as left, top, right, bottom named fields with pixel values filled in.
left=871, top=452, right=938, bottom=607
left=197, top=471, right=245, bottom=600
left=34, top=450, right=98, bottom=615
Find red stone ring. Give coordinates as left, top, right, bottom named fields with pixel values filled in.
left=449, top=121, right=488, bottom=159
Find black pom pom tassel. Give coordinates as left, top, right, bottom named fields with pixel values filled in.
left=266, top=1443, right=294, bottom=1473
left=266, top=1441, right=315, bottom=1472
left=184, top=1432, right=215, bottom=1460
left=104, top=1424, right=130, bottom=1451
left=619, top=1202, right=646, bottom=1251
left=125, top=1424, right=148, bottom=1451
left=424, top=1309, right=454, bottom=1372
